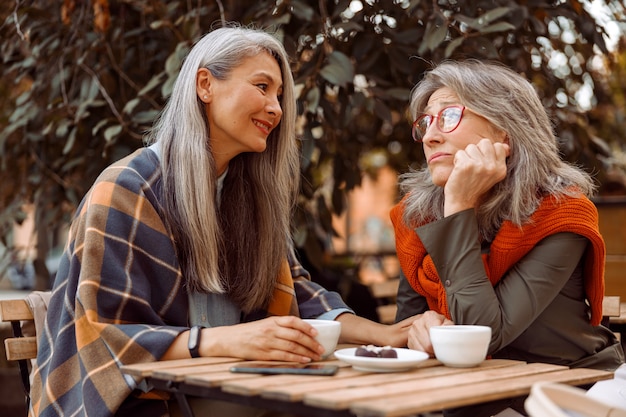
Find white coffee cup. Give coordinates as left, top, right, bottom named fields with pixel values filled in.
left=429, top=325, right=491, bottom=368
left=303, top=319, right=341, bottom=358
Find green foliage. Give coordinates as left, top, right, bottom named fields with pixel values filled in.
left=1, top=0, right=626, bottom=284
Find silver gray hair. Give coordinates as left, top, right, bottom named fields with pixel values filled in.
left=400, top=59, right=595, bottom=241
left=146, top=25, right=299, bottom=311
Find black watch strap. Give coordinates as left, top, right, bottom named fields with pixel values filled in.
left=188, top=325, right=203, bottom=358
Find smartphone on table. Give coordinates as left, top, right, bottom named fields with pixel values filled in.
left=229, top=362, right=339, bottom=376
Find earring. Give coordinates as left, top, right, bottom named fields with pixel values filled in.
left=203, top=95, right=208, bottom=100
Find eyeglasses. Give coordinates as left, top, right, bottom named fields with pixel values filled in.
left=412, top=105, right=466, bottom=142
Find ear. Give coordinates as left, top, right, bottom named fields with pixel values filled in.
left=196, top=68, right=212, bottom=103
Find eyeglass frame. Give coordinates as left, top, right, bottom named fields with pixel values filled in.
left=411, top=105, right=467, bottom=142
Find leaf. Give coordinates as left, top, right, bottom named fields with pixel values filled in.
left=471, top=37, right=499, bottom=59
left=291, top=0, right=315, bottom=21
left=62, top=128, right=77, bottom=155
left=419, top=13, right=447, bottom=54
left=123, top=98, right=141, bottom=115
left=455, top=7, right=512, bottom=31
left=9, top=104, right=29, bottom=124
left=139, top=73, right=166, bottom=96
left=479, top=22, right=516, bottom=35
left=104, top=125, right=123, bottom=143
left=165, top=42, right=189, bottom=76
left=477, top=7, right=513, bottom=26
left=445, top=37, right=465, bottom=58
left=305, top=87, right=320, bottom=114
left=55, top=120, right=70, bottom=138
left=149, top=20, right=169, bottom=30
left=320, top=51, right=354, bottom=88
left=386, top=88, right=410, bottom=101
left=133, top=110, right=160, bottom=124
left=92, top=119, right=109, bottom=136
left=162, top=76, right=176, bottom=98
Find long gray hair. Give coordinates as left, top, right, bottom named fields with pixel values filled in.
left=146, top=25, right=299, bottom=312
left=400, top=59, right=595, bottom=241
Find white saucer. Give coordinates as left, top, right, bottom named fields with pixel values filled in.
left=333, top=347, right=429, bottom=372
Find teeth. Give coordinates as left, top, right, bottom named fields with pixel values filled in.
left=254, top=120, right=270, bottom=129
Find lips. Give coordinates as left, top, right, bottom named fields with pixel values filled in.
left=428, top=152, right=450, bottom=164
left=253, top=119, right=273, bottom=135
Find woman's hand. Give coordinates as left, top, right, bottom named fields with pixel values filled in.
left=207, top=316, right=325, bottom=363
left=444, top=138, right=509, bottom=216
left=407, top=311, right=454, bottom=356
left=381, top=315, right=419, bottom=347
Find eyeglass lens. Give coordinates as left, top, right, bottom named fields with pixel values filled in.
left=413, top=106, right=464, bottom=141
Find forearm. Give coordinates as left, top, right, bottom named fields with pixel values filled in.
left=162, top=327, right=233, bottom=360
left=162, top=330, right=194, bottom=360
left=335, top=313, right=410, bottom=347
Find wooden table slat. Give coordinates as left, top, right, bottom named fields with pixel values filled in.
left=119, top=355, right=615, bottom=417
left=152, top=361, right=246, bottom=381
left=349, top=367, right=613, bottom=417
left=184, top=360, right=348, bottom=390
left=220, top=361, right=348, bottom=396
left=303, top=362, right=566, bottom=411
left=262, top=359, right=520, bottom=402
left=120, top=357, right=240, bottom=378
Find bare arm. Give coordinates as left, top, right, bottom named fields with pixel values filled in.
left=335, top=312, right=417, bottom=348
left=163, top=316, right=325, bottom=363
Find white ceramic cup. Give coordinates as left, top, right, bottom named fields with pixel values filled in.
left=303, top=319, right=341, bottom=358
left=429, top=325, right=491, bottom=368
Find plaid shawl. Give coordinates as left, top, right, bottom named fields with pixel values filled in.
left=29, top=148, right=347, bottom=417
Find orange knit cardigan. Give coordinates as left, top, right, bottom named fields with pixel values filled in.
left=390, top=194, right=606, bottom=325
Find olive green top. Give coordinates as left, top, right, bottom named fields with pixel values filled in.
left=396, top=209, right=624, bottom=371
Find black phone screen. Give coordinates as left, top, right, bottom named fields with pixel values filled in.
left=229, top=362, right=339, bottom=376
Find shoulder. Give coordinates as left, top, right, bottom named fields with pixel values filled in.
left=96, top=148, right=161, bottom=191
left=77, top=148, right=165, bottom=221
left=535, top=193, right=597, bottom=222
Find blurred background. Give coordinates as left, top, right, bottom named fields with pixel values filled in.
left=2, top=1, right=626, bottom=413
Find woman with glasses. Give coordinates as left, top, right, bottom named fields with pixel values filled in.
left=391, top=60, right=624, bottom=417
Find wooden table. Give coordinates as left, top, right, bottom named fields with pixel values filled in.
left=121, top=350, right=613, bottom=417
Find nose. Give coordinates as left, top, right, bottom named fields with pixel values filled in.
left=267, top=95, right=283, bottom=120
left=421, top=122, right=441, bottom=145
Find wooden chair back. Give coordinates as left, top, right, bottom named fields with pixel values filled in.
left=602, top=295, right=621, bottom=320
left=1, top=298, right=38, bottom=408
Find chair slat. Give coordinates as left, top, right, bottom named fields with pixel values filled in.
left=4, top=337, right=38, bottom=361
left=603, top=296, right=621, bottom=318
left=0, top=299, right=34, bottom=321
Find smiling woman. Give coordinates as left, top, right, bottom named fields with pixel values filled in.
left=27, top=24, right=419, bottom=417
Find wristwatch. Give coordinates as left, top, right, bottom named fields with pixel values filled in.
left=188, top=325, right=204, bottom=358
